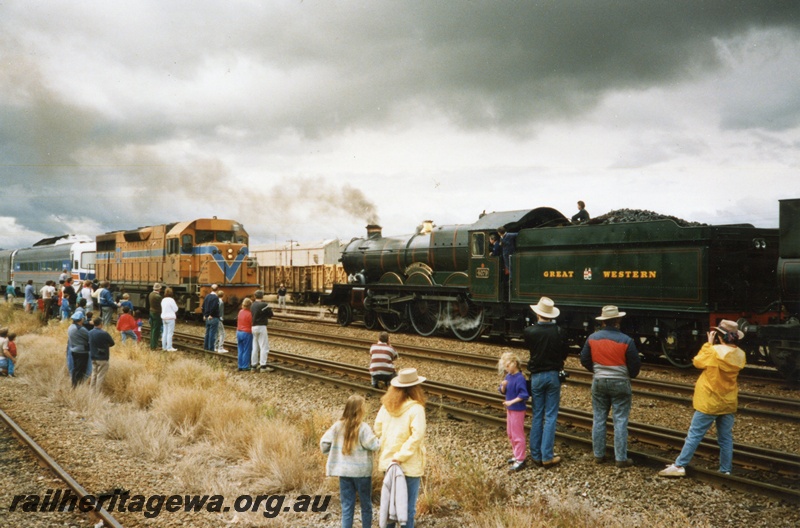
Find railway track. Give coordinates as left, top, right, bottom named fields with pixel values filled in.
left=0, top=407, right=124, bottom=527
left=264, top=326, right=800, bottom=421
left=162, top=329, right=800, bottom=504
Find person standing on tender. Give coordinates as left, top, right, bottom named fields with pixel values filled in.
left=659, top=320, right=746, bottom=477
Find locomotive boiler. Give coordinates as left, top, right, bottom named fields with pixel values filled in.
left=323, top=200, right=800, bottom=381
left=95, top=218, right=259, bottom=318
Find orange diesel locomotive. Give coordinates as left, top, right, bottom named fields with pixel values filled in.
left=96, top=218, right=259, bottom=318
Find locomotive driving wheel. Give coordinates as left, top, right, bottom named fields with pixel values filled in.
left=661, top=333, right=693, bottom=368
left=378, top=306, right=407, bottom=333
left=337, top=303, right=353, bottom=327
left=409, top=299, right=442, bottom=337
left=446, top=299, right=484, bottom=341
left=364, top=310, right=378, bottom=330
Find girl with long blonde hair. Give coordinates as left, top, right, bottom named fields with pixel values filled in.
left=321, top=394, right=380, bottom=528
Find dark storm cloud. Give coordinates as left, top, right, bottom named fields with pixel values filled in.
left=227, top=1, right=800, bottom=134
left=1, top=1, right=798, bottom=245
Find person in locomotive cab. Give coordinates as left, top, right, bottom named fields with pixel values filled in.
left=580, top=306, right=641, bottom=468
left=496, top=227, right=517, bottom=275
left=659, top=320, right=746, bottom=478
left=277, top=283, right=287, bottom=311
left=524, top=297, right=569, bottom=468
left=489, top=233, right=501, bottom=257
left=571, top=200, right=590, bottom=224
left=148, top=283, right=163, bottom=350
left=250, top=290, right=275, bottom=372
left=202, top=284, right=221, bottom=352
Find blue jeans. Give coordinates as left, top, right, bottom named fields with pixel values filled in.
left=162, top=319, right=176, bottom=350
left=120, top=330, right=137, bottom=342
left=237, top=331, right=252, bottom=370
left=675, top=411, right=735, bottom=473
left=591, top=378, right=632, bottom=462
left=386, top=475, right=420, bottom=528
left=101, top=306, right=114, bottom=328
left=339, top=476, right=372, bottom=528
left=529, top=370, right=561, bottom=462
left=204, top=317, right=219, bottom=351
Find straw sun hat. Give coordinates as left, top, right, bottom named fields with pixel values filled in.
left=595, top=305, right=626, bottom=320
left=530, top=296, right=560, bottom=319
left=391, top=368, right=426, bottom=388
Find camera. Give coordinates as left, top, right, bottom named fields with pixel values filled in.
left=558, top=370, right=569, bottom=383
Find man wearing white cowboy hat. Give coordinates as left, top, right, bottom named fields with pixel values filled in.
left=659, top=320, right=746, bottom=477
left=580, top=305, right=641, bottom=468
left=523, top=297, right=569, bottom=468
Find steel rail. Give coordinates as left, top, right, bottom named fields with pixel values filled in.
left=0, top=407, right=125, bottom=528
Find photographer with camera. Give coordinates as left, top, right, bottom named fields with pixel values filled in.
left=523, top=297, right=570, bottom=468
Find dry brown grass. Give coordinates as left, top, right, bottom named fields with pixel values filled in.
left=0, top=303, right=45, bottom=336
left=417, top=447, right=509, bottom=517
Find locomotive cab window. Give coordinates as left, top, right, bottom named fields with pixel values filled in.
left=196, top=230, right=214, bottom=244
left=167, top=238, right=179, bottom=255
left=471, top=233, right=486, bottom=257
left=215, top=231, right=234, bottom=243
left=181, top=235, right=194, bottom=253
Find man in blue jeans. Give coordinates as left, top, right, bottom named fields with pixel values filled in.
left=524, top=296, right=569, bottom=468
left=580, top=305, right=641, bottom=467
left=202, top=284, right=220, bottom=351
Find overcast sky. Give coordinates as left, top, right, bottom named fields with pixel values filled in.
left=2, top=1, right=799, bottom=249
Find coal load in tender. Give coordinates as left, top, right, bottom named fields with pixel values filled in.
left=588, top=208, right=706, bottom=227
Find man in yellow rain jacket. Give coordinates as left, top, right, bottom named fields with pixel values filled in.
left=659, top=320, right=746, bottom=477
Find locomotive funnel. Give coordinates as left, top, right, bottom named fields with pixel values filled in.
left=366, top=225, right=382, bottom=238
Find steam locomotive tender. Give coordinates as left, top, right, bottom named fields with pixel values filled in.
left=323, top=200, right=800, bottom=382
left=95, top=218, right=260, bottom=319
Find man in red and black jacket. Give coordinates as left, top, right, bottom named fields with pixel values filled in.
left=580, top=305, right=641, bottom=468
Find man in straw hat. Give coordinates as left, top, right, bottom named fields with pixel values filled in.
left=659, top=320, right=746, bottom=477
left=524, top=297, right=569, bottom=468
left=580, top=305, right=641, bottom=468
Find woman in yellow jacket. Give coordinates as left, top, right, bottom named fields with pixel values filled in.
left=659, top=320, right=746, bottom=477
left=374, top=368, right=426, bottom=528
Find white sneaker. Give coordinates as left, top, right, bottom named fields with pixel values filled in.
left=168, top=348, right=178, bottom=352
left=658, top=464, right=686, bottom=477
